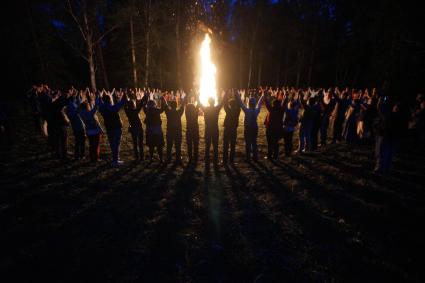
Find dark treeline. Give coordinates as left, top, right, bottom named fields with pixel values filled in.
left=3, top=0, right=424, bottom=97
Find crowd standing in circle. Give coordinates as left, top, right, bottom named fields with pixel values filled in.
left=25, top=84, right=425, bottom=174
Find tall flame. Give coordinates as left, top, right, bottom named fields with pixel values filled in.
left=199, top=34, right=217, bottom=106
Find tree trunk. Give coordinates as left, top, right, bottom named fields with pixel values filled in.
left=130, top=15, right=138, bottom=88
left=247, top=12, right=259, bottom=88
left=87, top=39, right=97, bottom=91
left=247, top=44, right=254, bottom=88
left=97, top=42, right=109, bottom=89
left=284, top=48, right=289, bottom=86
left=275, top=49, right=282, bottom=87
left=175, top=0, right=182, bottom=89
left=239, top=40, right=243, bottom=88
left=144, top=0, right=151, bottom=88
left=145, top=31, right=150, bottom=87
left=82, top=4, right=96, bottom=91
left=296, top=51, right=303, bottom=88
left=159, top=55, right=163, bottom=89
left=257, top=51, right=263, bottom=87
left=307, top=49, right=315, bottom=86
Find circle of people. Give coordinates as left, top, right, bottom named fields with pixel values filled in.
left=27, top=85, right=425, bottom=174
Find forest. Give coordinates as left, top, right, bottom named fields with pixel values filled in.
left=3, top=0, right=424, bottom=96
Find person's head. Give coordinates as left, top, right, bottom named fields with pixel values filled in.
left=287, top=100, right=294, bottom=109
left=229, top=98, right=238, bottom=109
left=208, top=97, right=215, bottom=107
left=307, top=97, right=315, bottom=106
left=416, top=93, right=424, bottom=103
left=147, top=100, right=156, bottom=108
left=392, top=102, right=400, bottom=113
left=249, top=97, right=256, bottom=109
left=81, top=101, right=90, bottom=112
left=186, top=103, right=195, bottom=114
left=272, top=99, right=280, bottom=109
left=129, top=100, right=137, bottom=110
left=169, top=100, right=177, bottom=110
left=102, top=94, right=112, bottom=105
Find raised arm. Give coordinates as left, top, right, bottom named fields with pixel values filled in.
left=264, top=94, right=272, bottom=112
left=196, top=94, right=205, bottom=112
left=236, top=91, right=248, bottom=113
left=159, top=96, right=167, bottom=113
left=256, top=94, right=264, bottom=111
left=108, top=92, right=126, bottom=112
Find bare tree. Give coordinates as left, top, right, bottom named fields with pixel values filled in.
left=66, top=0, right=117, bottom=91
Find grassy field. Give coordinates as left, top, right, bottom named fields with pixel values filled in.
left=1, top=103, right=425, bottom=282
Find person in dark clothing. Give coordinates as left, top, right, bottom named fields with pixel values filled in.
left=222, top=91, right=240, bottom=163
left=343, top=92, right=362, bottom=144
left=198, top=95, right=223, bottom=166
left=124, top=94, right=146, bottom=161
left=80, top=94, right=103, bottom=162
left=99, top=90, right=126, bottom=166
left=319, top=89, right=335, bottom=146
left=332, top=89, right=349, bottom=143
left=38, top=89, right=55, bottom=147
left=144, top=96, right=166, bottom=163
left=282, top=96, right=300, bottom=157
left=297, top=95, right=315, bottom=153
left=67, top=91, right=86, bottom=159
left=374, top=97, right=405, bottom=174
left=163, top=98, right=185, bottom=164
left=185, top=100, right=200, bottom=163
left=409, top=94, right=425, bottom=141
left=237, top=92, right=264, bottom=162
left=50, top=91, right=71, bottom=160
left=361, top=95, right=378, bottom=142
left=264, top=93, right=285, bottom=160
left=27, top=85, right=43, bottom=133
left=310, top=96, right=322, bottom=151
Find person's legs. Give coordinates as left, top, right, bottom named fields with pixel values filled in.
left=244, top=128, right=251, bottom=160
left=320, top=117, right=329, bottom=145
left=223, top=128, right=230, bottom=163
left=205, top=130, right=212, bottom=162
left=252, top=128, right=258, bottom=161
left=266, top=128, right=273, bottom=159
left=149, top=146, right=154, bottom=162
left=374, top=135, right=384, bottom=172
left=229, top=128, right=237, bottom=162
left=80, top=133, right=86, bottom=158
left=58, top=126, right=68, bottom=160
left=138, top=130, right=144, bottom=160
left=212, top=130, right=219, bottom=164
left=284, top=131, right=293, bottom=156
left=130, top=129, right=139, bottom=159
left=88, top=135, right=96, bottom=161
left=186, top=130, right=193, bottom=161
left=311, top=128, right=316, bottom=150
left=74, top=132, right=81, bottom=159
left=298, top=125, right=305, bottom=151
left=194, top=132, right=199, bottom=162
left=382, top=139, right=395, bottom=174
left=333, top=117, right=341, bottom=142
left=305, top=124, right=312, bottom=151
left=111, top=128, right=122, bottom=163
left=75, top=131, right=85, bottom=159
left=166, top=132, right=173, bottom=161
left=157, top=145, right=163, bottom=162
left=106, top=129, right=114, bottom=159
left=175, top=133, right=182, bottom=162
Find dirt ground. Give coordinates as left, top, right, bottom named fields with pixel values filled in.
left=1, top=103, right=425, bottom=282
